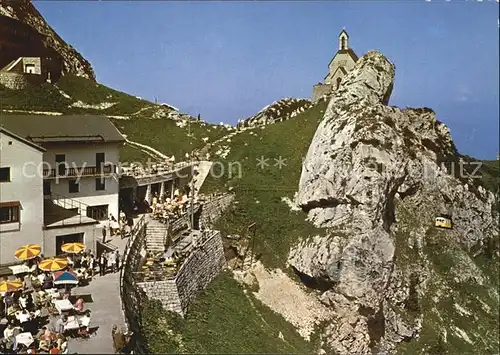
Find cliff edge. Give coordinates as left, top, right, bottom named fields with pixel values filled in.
left=291, top=51, right=499, bottom=354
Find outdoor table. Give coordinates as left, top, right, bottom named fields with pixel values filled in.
left=8, top=265, right=31, bottom=275
left=64, top=316, right=80, bottom=330
left=15, top=332, right=34, bottom=347
left=54, top=299, right=74, bottom=314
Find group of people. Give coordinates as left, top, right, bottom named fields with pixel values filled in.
left=151, top=190, right=198, bottom=224
left=102, top=213, right=134, bottom=243
left=0, top=257, right=95, bottom=353
left=97, top=250, right=121, bottom=277
left=0, top=243, right=130, bottom=354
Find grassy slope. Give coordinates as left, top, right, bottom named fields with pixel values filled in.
left=0, top=75, right=150, bottom=115
left=0, top=76, right=228, bottom=162
left=141, top=272, right=315, bottom=354
left=198, top=100, right=498, bottom=353
left=141, top=102, right=329, bottom=354
left=201, top=101, right=328, bottom=268
left=111, top=117, right=229, bottom=163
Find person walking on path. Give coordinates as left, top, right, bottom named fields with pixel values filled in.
left=115, top=250, right=121, bottom=271
left=99, top=252, right=108, bottom=276
left=108, top=251, right=116, bottom=273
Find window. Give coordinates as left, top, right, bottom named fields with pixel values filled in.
left=0, top=167, right=10, bottom=182
left=87, top=205, right=108, bottom=221
left=68, top=179, right=79, bottom=193
left=95, top=178, right=105, bottom=191
left=96, top=153, right=105, bottom=172
left=56, top=154, right=66, bottom=176
left=336, top=77, right=342, bottom=90
left=0, top=202, right=20, bottom=224
left=43, top=181, right=51, bottom=196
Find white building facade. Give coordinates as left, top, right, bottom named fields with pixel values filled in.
left=43, top=142, right=121, bottom=221
left=0, top=115, right=125, bottom=265
left=0, top=128, right=45, bottom=265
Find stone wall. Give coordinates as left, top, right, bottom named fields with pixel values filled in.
left=137, top=279, right=183, bottom=314
left=175, top=230, right=226, bottom=314
left=199, top=194, right=235, bottom=229
left=120, top=215, right=148, bottom=351
left=312, top=83, right=333, bottom=103
left=136, top=230, right=226, bottom=316
left=0, top=72, right=45, bottom=90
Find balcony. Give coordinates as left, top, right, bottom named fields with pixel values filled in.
left=43, top=164, right=115, bottom=179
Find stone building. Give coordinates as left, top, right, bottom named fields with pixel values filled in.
left=1, top=57, right=42, bottom=75
left=0, top=15, right=62, bottom=88
left=312, top=29, right=359, bottom=102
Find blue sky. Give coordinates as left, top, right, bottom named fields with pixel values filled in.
left=35, top=1, right=498, bottom=159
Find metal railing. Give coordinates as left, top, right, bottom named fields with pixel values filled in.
left=119, top=214, right=148, bottom=352
left=45, top=192, right=107, bottom=225
left=43, top=164, right=114, bottom=179
left=120, top=161, right=196, bottom=178
left=132, top=270, right=177, bottom=283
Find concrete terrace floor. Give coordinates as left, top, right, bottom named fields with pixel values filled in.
left=67, top=235, right=129, bottom=354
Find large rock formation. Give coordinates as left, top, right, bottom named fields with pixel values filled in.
left=0, top=0, right=95, bottom=80
left=290, top=51, right=499, bottom=354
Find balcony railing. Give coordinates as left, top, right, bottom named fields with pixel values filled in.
left=43, top=164, right=115, bottom=179
left=120, top=161, right=195, bottom=178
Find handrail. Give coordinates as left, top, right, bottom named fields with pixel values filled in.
left=43, top=164, right=114, bottom=179
left=120, top=161, right=196, bottom=179
left=47, top=192, right=108, bottom=224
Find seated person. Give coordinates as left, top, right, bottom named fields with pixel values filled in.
left=39, top=326, right=54, bottom=344
left=77, top=326, right=89, bottom=339
left=18, top=293, right=28, bottom=310
left=73, top=297, right=84, bottom=313
left=43, top=277, right=52, bottom=290
left=48, top=343, right=60, bottom=354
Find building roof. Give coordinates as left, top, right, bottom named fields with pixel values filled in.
left=327, top=48, right=359, bottom=68
left=339, top=29, right=349, bottom=38
left=325, top=66, right=348, bottom=81
left=0, top=126, right=45, bottom=152
left=0, top=115, right=125, bottom=144
left=0, top=58, right=22, bottom=72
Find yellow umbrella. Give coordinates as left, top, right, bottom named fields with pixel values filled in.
left=0, top=280, right=24, bottom=292
left=61, top=242, right=86, bottom=254
left=14, top=244, right=41, bottom=260
left=38, top=258, right=68, bottom=272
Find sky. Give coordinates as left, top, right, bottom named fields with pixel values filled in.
left=35, top=1, right=498, bottom=159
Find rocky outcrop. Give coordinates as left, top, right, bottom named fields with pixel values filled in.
left=238, top=98, right=312, bottom=128
left=1, top=0, right=95, bottom=80
left=290, top=51, right=498, bottom=354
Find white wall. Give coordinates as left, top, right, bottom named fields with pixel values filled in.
left=43, top=223, right=98, bottom=257
left=325, top=52, right=356, bottom=85
left=44, top=142, right=121, bottom=219
left=49, top=177, right=119, bottom=219
left=43, top=142, right=119, bottom=170
left=0, top=131, right=44, bottom=265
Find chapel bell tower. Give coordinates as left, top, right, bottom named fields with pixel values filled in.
left=339, top=28, right=349, bottom=51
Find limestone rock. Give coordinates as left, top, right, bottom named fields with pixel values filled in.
left=290, top=50, right=498, bottom=354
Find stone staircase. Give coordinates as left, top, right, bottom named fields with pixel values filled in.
left=145, top=218, right=168, bottom=252
left=193, top=160, right=213, bottom=193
